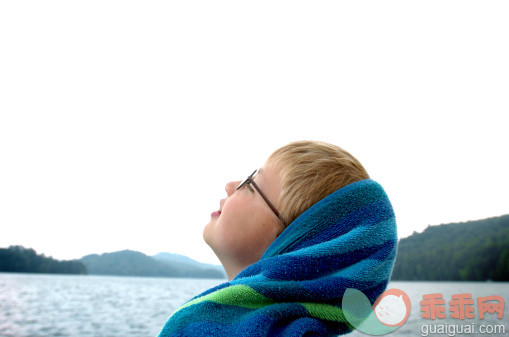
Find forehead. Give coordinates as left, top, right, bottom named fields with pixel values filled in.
left=257, top=162, right=278, bottom=179
left=256, top=167, right=266, bottom=182
left=255, top=165, right=281, bottom=196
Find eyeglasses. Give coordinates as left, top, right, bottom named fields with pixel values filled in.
left=236, top=169, right=283, bottom=223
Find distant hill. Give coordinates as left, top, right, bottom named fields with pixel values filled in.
left=391, top=214, right=509, bottom=281
left=0, top=246, right=86, bottom=274
left=80, top=250, right=179, bottom=277
left=80, top=250, right=226, bottom=279
left=7, top=214, right=506, bottom=281
left=152, top=252, right=226, bottom=278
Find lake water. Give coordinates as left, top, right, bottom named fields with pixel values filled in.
left=1, top=273, right=508, bottom=337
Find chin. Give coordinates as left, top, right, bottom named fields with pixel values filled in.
left=202, top=221, right=216, bottom=247
left=202, top=224, right=210, bottom=243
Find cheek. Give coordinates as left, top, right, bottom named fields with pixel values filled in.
left=210, top=197, right=277, bottom=257
left=220, top=196, right=269, bottom=237
left=239, top=219, right=280, bottom=262
left=219, top=197, right=245, bottom=228
left=205, top=197, right=246, bottom=247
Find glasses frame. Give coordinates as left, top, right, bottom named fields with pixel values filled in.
left=236, top=170, right=282, bottom=223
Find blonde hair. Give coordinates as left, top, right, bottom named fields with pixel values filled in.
left=268, top=140, right=369, bottom=226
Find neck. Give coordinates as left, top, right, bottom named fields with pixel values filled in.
left=214, top=253, right=250, bottom=281
left=224, top=266, right=242, bottom=281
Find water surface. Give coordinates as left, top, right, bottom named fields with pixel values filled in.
left=1, top=273, right=507, bottom=336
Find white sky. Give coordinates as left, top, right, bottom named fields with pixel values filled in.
left=1, top=1, right=508, bottom=265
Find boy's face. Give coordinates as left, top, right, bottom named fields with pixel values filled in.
left=203, top=162, right=284, bottom=272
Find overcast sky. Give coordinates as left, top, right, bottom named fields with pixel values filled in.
left=1, top=1, right=507, bottom=265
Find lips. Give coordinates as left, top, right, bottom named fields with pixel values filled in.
left=211, top=199, right=225, bottom=217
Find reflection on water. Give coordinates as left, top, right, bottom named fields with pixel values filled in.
left=1, top=273, right=508, bottom=337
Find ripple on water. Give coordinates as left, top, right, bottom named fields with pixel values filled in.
left=3, top=275, right=508, bottom=337
left=0, top=273, right=222, bottom=337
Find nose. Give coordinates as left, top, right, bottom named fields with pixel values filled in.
left=225, top=180, right=241, bottom=197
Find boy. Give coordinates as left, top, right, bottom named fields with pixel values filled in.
left=160, top=141, right=397, bottom=336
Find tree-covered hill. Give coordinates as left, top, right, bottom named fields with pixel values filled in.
left=6, top=214, right=506, bottom=281
left=80, top=250, right=179, bottom=277
left=152, top=252, right=225, bottom=278
left=391, top=214, right=509, bottom=281
left=80, top=250, right=226, bottom=278
left=0, top=246, right=87, bottom=274
left=0, top=246, right=225, bottom=279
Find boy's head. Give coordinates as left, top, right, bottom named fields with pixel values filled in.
left=268, top=140, right=369, bottom=226
left=203, top=140, right=369, bottom=280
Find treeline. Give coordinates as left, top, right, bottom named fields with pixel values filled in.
left=0, top=246, right=87, bottom=274
left=80, top=250, right=179, bottom=277
left=80, top=250, right=225, bottom=279
left=5, top=214, right=507, bottom=280
left=0, top=246, right=225, bottom=278
left=391, top=214, right=509, bottom=281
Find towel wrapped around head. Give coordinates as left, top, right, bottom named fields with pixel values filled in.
left=158, top=179, right=398, bottom=337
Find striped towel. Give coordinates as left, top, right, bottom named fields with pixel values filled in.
left=158, top=179, right=398, bottom=337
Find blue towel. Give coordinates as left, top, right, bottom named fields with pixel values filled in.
left=158, top=179, right=398, bottom=336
